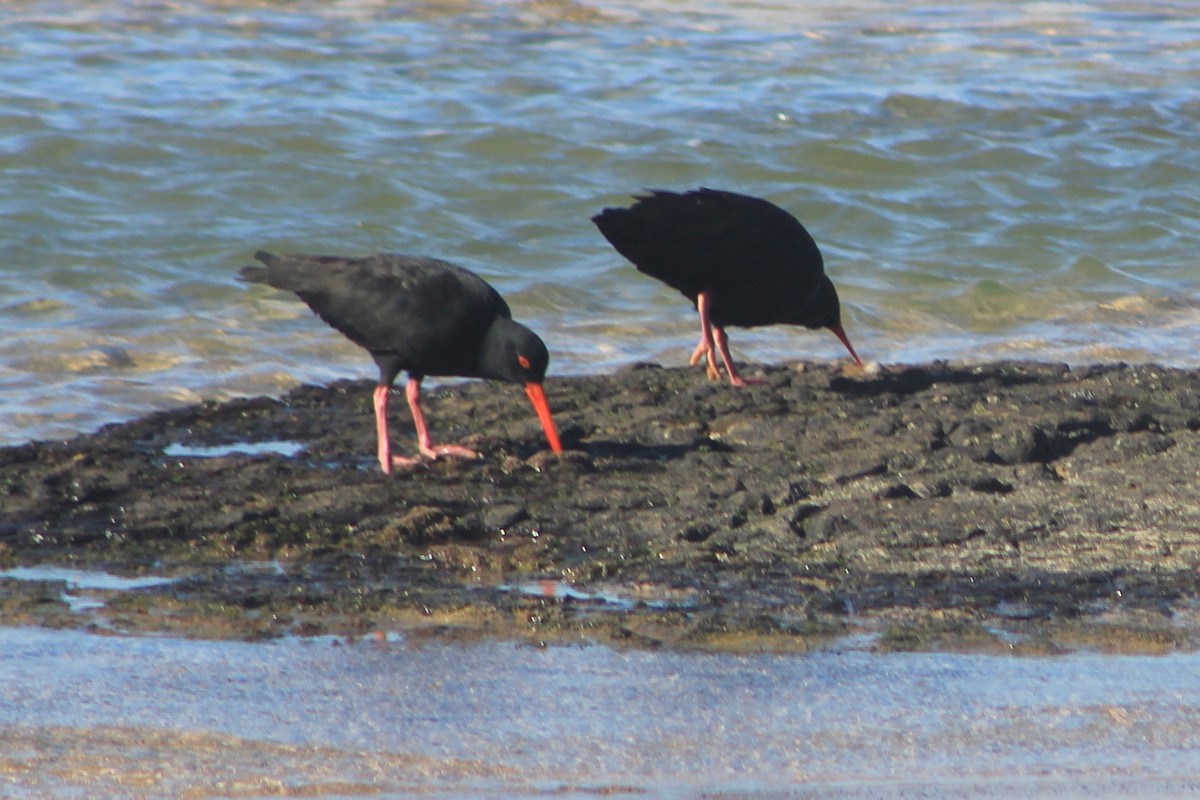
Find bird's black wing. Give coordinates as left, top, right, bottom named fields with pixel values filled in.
left=245, top=252, right=509, bottom=377
left=592, top=188, right=825, bottom=302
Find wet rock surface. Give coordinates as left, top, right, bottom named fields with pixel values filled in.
left=3, top=359, right=1200, bottom=653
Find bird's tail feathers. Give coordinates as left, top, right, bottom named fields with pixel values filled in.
left=237, top=264, right=270, bottom=284
left=238, top=251, right=282, bottom=285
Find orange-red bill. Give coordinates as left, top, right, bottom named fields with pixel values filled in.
left=829, top=323, right=862, bottom=366
left=524, top=382, right=563, bottom=454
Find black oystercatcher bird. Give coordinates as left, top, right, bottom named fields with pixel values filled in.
left=239, top=251, right=562, bottom=474
left=592, top=188, right=862, bottom=386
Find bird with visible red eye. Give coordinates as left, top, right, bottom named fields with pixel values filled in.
left=240, top=251, right=562, bottom=473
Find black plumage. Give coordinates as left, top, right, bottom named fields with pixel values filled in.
left=593, top=188, right=860, bottom=385
left=240, top=251, right=562, bottom=472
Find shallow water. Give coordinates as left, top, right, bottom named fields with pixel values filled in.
left=0, top=566, right=177, bottom=613
left=160, top=438, right=305, bottom=457
left=2, top=0, right=1199, bottom=445
left=1, top=627, right=1198, bottom=798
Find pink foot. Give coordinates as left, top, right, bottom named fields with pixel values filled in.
left=387, top=453, right=424, bottom=471
left=418, top=443, right=480, bottom=461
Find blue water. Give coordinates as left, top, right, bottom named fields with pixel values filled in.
left=2, top=0, right=1200, bottom=445
left=2, top=627, right=1199, bottom=796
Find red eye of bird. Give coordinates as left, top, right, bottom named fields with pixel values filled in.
left=518, top=355, right=532, bottom=369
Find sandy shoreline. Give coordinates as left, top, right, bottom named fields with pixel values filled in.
left=2, top=359, right=1199, bottom=653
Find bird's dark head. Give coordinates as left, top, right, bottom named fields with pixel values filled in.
left=805, top=276, right=862, bottom=366
left=481, top=318, right=550, bottom=384
left=800, top=274, right=842, bottom=330
left=480, top=318, right=562, bottom=454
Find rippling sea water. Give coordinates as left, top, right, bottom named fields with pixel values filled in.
left=2, top=0, right=1199, bottom=445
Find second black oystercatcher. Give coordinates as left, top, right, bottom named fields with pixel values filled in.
left=592, top=188, right=862, bottom=386
left=239, top=251, right=562, bottom=474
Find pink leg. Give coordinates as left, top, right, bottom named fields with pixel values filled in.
left=688, top=292, right=721, bottom=381
left=373, top=385, right=391, bottom=473
left=712, top=325, right=763, bottom=387
left=374, top=385, right=420, bottom=474
left=405, top=378, right=479, bottom=462
left=688, top=335, right=722, bottom=381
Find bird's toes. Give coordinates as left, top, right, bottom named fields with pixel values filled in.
left=387, top=454, right=424, bottom=471
left=423, top=444, right=480, bottom=461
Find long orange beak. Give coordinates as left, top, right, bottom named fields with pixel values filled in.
left=829, top=323, right=862, bottom=366
left=524, top=382, right=563, bottom=454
